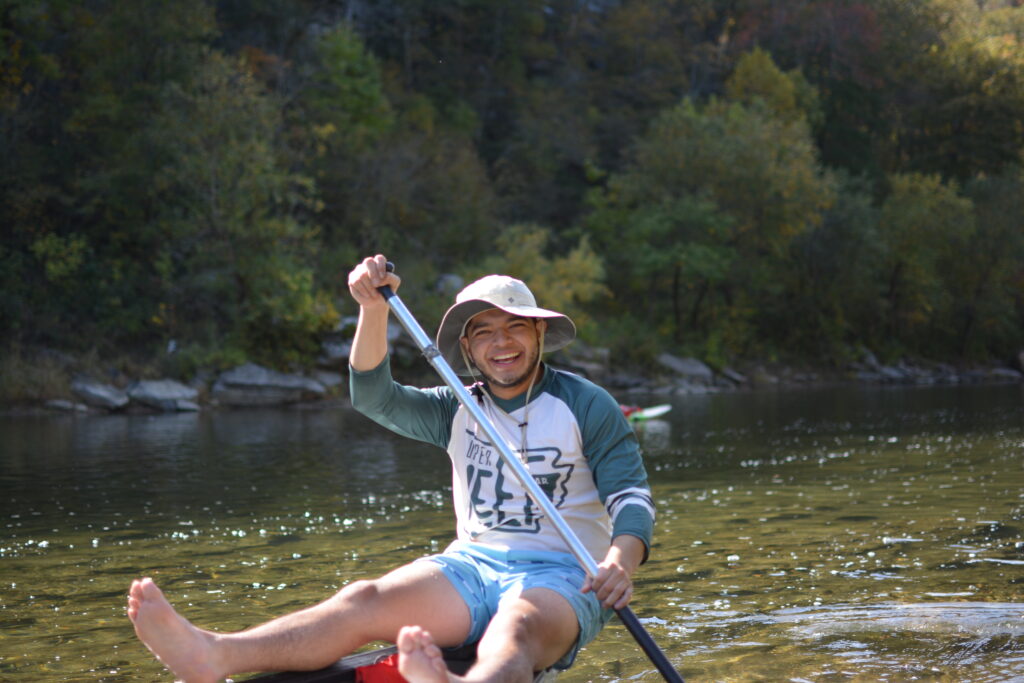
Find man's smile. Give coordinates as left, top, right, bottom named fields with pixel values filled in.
left=491, top=352, right=522, bottom=365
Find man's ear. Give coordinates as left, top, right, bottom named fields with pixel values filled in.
left=459, top=336, right=475, bottom=364
left=535, top=319, right=548, bottom=335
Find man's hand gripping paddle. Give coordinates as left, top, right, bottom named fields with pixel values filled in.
left=377, top=263, right=685, bottom=683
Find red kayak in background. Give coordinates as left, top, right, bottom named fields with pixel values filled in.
left=620, top=404, right=672, bottom=422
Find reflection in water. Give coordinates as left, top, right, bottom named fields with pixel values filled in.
left=633, top=418, right=673, bottom=453
left=777, top=601, right=1024, bottom=639
left=691, top=602, right=1024, bottom=682
left=1, top=383, right=1022, bottom=681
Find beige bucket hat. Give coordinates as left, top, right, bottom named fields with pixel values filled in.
left=436, top=275, right=576, bottom=374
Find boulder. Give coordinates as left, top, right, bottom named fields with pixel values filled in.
left=720, top=367, right=748, bottom=386
left=312, top=369, right=344, bottom=389
left=71, top=377, right=130, bottom=410
left=657, top=354, right=714, bottom=384
left=552, top=342, right=611, bottom=381
left=750, top=366, right=780, bottom=387
left=212, top=363, right=327, bottom=406
left=603, top=372, right=648, bottom=390
left=127, top=379, right=200, bottom=412
left=861, top=349, right=882, bottom=372
left=558, top=358, right=607, bottom=381
left=319, top=338, right=352, bottom=366
left=878, top=365, right=907, bottom=383
left=319, top=316, right=358, bottom=367
left=675, top=380, right=713, bottom=394
left=931, top=363, right=959, bottom=384
left=988, top=367, right=1023, bottom=382
left=45, top=399, right=90, bottom=413
left=853, top=370, right=883, bottom=383
left=319, top=316, right=407, bottom=367
left=436, top=273, right=465, bottom=297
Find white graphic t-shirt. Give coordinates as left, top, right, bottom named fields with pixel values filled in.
left=351, top=359, right=655, bottom=561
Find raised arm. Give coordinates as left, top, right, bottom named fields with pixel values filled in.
left=347, top=254, right=401, bottom=372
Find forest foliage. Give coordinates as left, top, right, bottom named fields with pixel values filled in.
left=3, top=0, right=1023, bottom=373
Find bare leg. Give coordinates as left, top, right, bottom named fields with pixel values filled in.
left=399, top=587, right=579, bottom=683
left=127, top=562, right=471, bottom=682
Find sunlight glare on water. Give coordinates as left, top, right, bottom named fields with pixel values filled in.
left=1, top=383, right=1022, bottom=682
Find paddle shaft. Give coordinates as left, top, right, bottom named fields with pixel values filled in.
left=377, top=282, right=684, bottom=683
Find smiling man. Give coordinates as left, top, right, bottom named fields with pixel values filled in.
left=126, top=254, right=654, bottom=683
left=349, top=256, right=655, bottom=682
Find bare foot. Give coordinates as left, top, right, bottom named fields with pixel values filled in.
left=127, top=577, right=223, bottom=683
left=397, top=625, right=451, bottom=683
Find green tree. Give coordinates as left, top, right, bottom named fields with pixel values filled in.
left=492, top=0, right=698, bottom=226
left=7, top=0, right=1024, bottom=376
left=784, top=172, right=884, bottom=359
left=301, top=25, right=394, bottom=154
left=0, top=0, right=219, bottom=346
left=148, top=51, right=336, bottom=367
left=952, top=168, right=1024, bottom=358
left=291, top=24, right=395, bottom=287
left=289, top=23, right=498, bottom=282
left=728, top=1, right=895, bottom=176
left=586, top=91, right=834, bottom=361
left=3, top=0, right=337, bottom=367
left=726, top=47, right=807, bottom=123
left=895, top=2, right=1024, bottom=180
left=586, top=190, right=735, bottom=346
left=876, top=172, right=975, bottom=353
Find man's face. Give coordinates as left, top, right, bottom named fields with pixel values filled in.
left=460, top=309, right=547, bottom=398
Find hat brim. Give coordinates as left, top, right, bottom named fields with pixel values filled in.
left=436, top=299, right=576, bottom=375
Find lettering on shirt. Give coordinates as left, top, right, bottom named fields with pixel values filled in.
left=461, top=430, right=574, bottom=535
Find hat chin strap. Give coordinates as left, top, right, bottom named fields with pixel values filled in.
left=518, top=327, right=544, bottom=458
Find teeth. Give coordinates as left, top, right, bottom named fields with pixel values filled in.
left=493, top=353, right=518, bottom=362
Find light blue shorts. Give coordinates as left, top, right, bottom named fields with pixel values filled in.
left=417, top=541, right=612, bottom=670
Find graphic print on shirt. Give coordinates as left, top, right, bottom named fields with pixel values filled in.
left=462, top=429, right=574, bottom=535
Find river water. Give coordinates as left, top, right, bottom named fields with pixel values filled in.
left=1, top=383, right=1022, bottom=682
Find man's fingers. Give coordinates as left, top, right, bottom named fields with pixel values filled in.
left=600, top=580, right=632, bottom=609
left=583, top=563, right=635, bottom=607
left=348, top=255, right=400, bottom=307
left=611, top=583, right=633, bottom=610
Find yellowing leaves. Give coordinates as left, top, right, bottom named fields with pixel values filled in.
left=470, top=225, right=608, bottom=338
left=29, top=233, right=88, bottom=283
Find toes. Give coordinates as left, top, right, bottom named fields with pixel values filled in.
left=140, top=578, right=164, bottom=600
left=397, top=625, right=421, bottom=652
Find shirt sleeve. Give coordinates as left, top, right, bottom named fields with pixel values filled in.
left=348, top=357, right=457, bottom=450
left=577, top=382, right=656, bottom=560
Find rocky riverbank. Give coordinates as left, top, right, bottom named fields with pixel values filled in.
left=574, top=346, right=1024, bottom=396
left=4, top=323, right=1023, bottom=416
